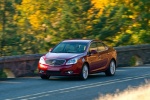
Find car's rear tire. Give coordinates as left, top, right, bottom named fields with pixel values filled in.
left=105, top=60, right=116, bottom=76
left=80, top=64, right=89, bottom=80
left=40, top=74, right=50, bottom=79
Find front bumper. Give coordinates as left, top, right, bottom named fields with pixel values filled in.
left=38, top=63, right=81, bottom=76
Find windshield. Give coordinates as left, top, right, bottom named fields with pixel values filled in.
left=51, top=42, right=88, bottom=53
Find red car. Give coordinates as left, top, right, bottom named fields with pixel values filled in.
left=38, top=39, right=117, bottom=80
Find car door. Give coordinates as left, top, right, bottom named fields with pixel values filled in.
left=95, top=42, right=109, bottom=71
left=87, top=42, right=99, bottom=72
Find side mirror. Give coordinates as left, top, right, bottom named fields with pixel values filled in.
left=49, top=48, right=53, bottom=52
left=90, top=50, right=98, bottom=54
left=87, top=50, right=97, bottom=56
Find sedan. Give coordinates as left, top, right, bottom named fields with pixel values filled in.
left=38, top=39, right=117, bottom=80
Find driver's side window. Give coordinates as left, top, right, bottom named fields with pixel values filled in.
left=89, top=42, right=97, bottom=52
left=97, top=42, right=106, bottom=52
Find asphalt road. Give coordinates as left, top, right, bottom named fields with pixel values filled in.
left=0, top=65, right=150, bottom=100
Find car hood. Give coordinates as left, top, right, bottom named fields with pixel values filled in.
left=45, top=52, right=83, bottom=60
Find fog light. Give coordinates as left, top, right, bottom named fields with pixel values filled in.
left=66, top=71, right=73, bottom=74
left=39, top=70, right=44, bottom=73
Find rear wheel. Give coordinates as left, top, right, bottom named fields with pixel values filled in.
left=105, top=60, right=116, bottom=76
left=80, top=64, right=89, bottom=80
left=40, top=74, right=50, bottom=79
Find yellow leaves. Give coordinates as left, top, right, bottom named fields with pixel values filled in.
left=148, top=20, right=150, bottom=26
left=21, top=0, right=31, bottom=4
left=126, top=30, right=133, bottom=34
left=133, top=23, right=141, bottom=27
left=16, top=0, right=46, bottom=30
left=92, top=0, right=107, bottom=8
left=124, top=0, right=130, bottom=4
left=129, top=15, right=135, bottom=19
left=91, top=0, right=110, bottom=16
left=110, top=3, right=116, bottom=6
left=28, top=10, right=42, bottom=29
left=28, top=14, right=40, bottom=29
left=20, top=0, right=33, bottom=12
left=114, top=35, right=120, bottom=42
left=44, top=35, right=52, bottom=42
left=0, top=24, right=2, bottom=31
left=131, top=34, right=140, bottom=44
left=86, top=26, right=92, bottom=30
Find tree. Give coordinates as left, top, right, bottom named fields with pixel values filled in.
left=49, top=0, right=99, bottom=44
left=90, top=0, right=150, bottom=46
left=15, top=0, right=63, bottom=52
left=0, top=0, right=149, bottom=56
left=0, top=0, right=43, bottom=56
left=0, top=0, right=18, bottom=56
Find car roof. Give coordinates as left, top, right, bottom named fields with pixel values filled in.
left=62, top=39, right=93, bottom=43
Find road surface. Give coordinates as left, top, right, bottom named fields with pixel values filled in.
left=0, top=65, right=150, bottom=100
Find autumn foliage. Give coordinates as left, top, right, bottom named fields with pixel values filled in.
left=0, top=0, right=149, bottom=56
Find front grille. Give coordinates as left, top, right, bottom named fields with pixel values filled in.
left=45, top=59, right=66, bottom=66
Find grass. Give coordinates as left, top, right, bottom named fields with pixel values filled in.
left=96, top=81, right=150, bottom=100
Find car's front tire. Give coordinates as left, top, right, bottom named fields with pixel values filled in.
left=105, top=60, right=116, bottom=76
left=80, top=64, right=89, bottom=80
left=40, top=74, right=50, bottom=79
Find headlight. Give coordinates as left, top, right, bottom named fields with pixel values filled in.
left=39, top=57, right=46, bottom=64
left=66, top=57, right=78, bottom=65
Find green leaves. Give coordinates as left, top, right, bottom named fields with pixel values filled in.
left=0, top=0, right=149, bottom=56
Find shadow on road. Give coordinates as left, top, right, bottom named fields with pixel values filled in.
left=42, top=73, right=107, bottom=81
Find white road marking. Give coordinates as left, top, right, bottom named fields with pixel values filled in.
left=5, top=73, right=150, bottom=100
left=120, top=66, right=150, bottom=68
left=116, top=70, right=126, bottom=71
left=27, top=75, right=150, bottom=100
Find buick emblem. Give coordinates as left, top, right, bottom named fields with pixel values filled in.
left=51, top=60, right=56, bottom=65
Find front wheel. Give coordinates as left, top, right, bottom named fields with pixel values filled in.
left=40, top=74, right=50, bottom=79
left=105, top=60, right=116, bottom=76
left=80, top=64, right=89, bottom=80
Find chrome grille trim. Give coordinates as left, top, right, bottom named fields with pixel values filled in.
left=45, top=59, right=66, bottom=66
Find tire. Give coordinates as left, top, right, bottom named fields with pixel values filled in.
left=40, top=74, right=50, bottom=79
left=105, top=60, right=116, bottom=76
left=80, top=64, right=89, bottom=80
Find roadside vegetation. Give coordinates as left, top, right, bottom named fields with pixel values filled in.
left=0, top=0, right=149, bottom=56
left=96, top=81, right=150, bottom=100
left=0, top=70, right=7, bottom=78
left=129, top=56, right=136, bottom=66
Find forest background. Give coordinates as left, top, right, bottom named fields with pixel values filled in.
left=0, top=0, right=149, bottom=56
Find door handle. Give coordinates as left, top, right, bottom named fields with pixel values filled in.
left=98, top=56, right=102, bottom=59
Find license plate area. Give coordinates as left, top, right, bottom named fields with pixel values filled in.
left=46, top=71, right=61, bottom=75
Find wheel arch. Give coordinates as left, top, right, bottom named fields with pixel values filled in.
left=83, top=62, right=90, bottom=72
left=106, top=58, right=117, bottom=70
left=105, top=58, right=116, bottom=76
left=111, top=58, right=117, bottom=66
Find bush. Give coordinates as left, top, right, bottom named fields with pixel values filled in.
left=0, top=70, right=7, bottom=78
left=129, top=56, right=136, bottom=66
